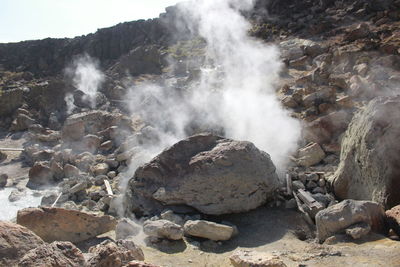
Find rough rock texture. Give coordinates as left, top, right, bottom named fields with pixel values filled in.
left=125, top=134, right=279, bottom=216
left=18, top=241, right=86, bottom=267
left=230, top=250, right=287, bottom=267
left=315, top=200, right=386, bottom=242
left=87, top=240, right=144, bottom=267
left=143, top=220, right=183, bottom=240
left=17, top=207, right=117, bottom=243
left=27, top=161, right=54, bottom=188
left=0, top=88, right=24, bottom=117
left=296, top=142, right=325, bottom=167
left=345, top=222, right=371, bottom=240
left=332, top=96, right=400, bottom=208
left=385, top=205, right=400, bottom=236
left=183, top=220, right=234, bottom=241
left=0, top=221, right=45, bottom=265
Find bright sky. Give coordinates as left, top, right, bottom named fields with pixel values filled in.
left=0, top=0, right=180, bottom=43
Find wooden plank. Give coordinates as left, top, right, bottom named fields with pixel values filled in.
left=286, top=173, right=293, bottom=196
left=104, top=180, right=113, bottom=196
left=293, top=192, right=314, bottom=225
left=297, top=189, right=324, bottom=209
left=0, top=148, right=24, bottom=151
left=51, top=192, right=63, bottom=207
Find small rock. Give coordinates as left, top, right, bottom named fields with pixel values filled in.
left=292, top=180, right=305, bottom=191
left=184, top=220, right=234, bottom=241
left=87, top=239, right=144, bottom=266
left=92, top=163, right=110, bottom=176
left=297, top=143, right=326, bottom=167
left=160, top=210, right=184, bottom=225
left=27, top=162, right=53, bottom=189
left=63, top=164, right=80, bottom=178
left=230, top=250, right=287, bottom=267
left=8, top=189, right=25, bottom=202
left=107, top=171, right=117, bottom=179
left=345, top=222, right=371, bottom=239
left=285, top=198, right=297, bottom=209
left=143, top=219, right=183, bottom=240
left=100, top=140, right=113, bottom=151
left=69, top=181, right=87, bottom=194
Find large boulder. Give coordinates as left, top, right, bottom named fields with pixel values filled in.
left=331, top=96, right=400, bottom=208
left=17, top=207, right=117, bottom=243
left=0, top=221, right=45, bottom=265
left=18, top=241, right=86, bottom=267
left=124, top=134, right=279, bottom=216
left=315, top=200, right=386, bottom=242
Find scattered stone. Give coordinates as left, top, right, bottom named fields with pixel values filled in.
left=18, top=241, right=86, bottom=267
left=230, top=250, right=287, bottom=267
left=27, top=161, right=53, bottom=188
left=92, top=163, right=110, bottom=176
left=184, top=220, right=234, bottom=241
left=17, top=207, right=117, bottom=243
left=292, top=180, right=305, bottom=191
left=125, top=134, right=279, bottom=216
left=8, top=188, right=25, bottom=202
left=100, top=140, right=113, bottom=151
left=345, top=222, right=371, bottom=240
left=160, top=210, right=184, bottom=225
left=315, top=200, right=385, bottom=242
left=125, top=261, right=161, bottom=267
left=69, top=181, right=87, bottom=194
left=143, top=219, right=183, bottom=240
left=87, top=239, right=144, bottom=267
left=0, top=221, right=45, bottom=265
left=296, top=143, right=326, bottom=167
left=64, top=163, right=80, bottom=178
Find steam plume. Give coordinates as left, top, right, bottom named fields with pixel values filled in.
left=125, top=0, right=300, bottom=172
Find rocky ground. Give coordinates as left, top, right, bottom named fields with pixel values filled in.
left=1, top=0, right=400, bottom=266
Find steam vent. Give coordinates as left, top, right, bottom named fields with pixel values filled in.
left=1, top=0, right=400, bottom=266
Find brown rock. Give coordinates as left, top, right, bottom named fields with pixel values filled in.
left=17, top=207, right=117, bottom=243
left=386, top=205, right=400, bottom=236
left=0, top=221, right=45, bottom=265
left=87, top=240, right=144, bottom=267
left=304, top=111, right=351, bottom=144
left=230, top=250, right=287, bottom=267
left=18, top=241, right=86, bottom=267
left=27, top=161, right=54, bottom=188
left=62, top=119, right=85, bottom=141
left=296, top=143, right=326, bottom=167
left=64, top=163, right=80, bottom=178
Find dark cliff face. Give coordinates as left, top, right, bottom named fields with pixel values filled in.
left=0, top=5, right=186, bottom=77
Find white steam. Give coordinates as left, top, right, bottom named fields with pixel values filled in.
left=65, top=54, right=104, bottom=111
left=125, top=0, right=300, bottom=171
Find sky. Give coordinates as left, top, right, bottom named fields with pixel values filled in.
left=0, top=0, right=181, bottom=43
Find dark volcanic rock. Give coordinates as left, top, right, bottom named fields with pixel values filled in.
left=332, top=96, right=400, bottom=208
left=124, top=133, right=279, bottom=216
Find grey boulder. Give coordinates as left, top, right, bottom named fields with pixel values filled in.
left=315, top=199, right=386, bottom=242
left=331, top=96, right=400, bottom=208
left=124, top=134, right=279, bottom=216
